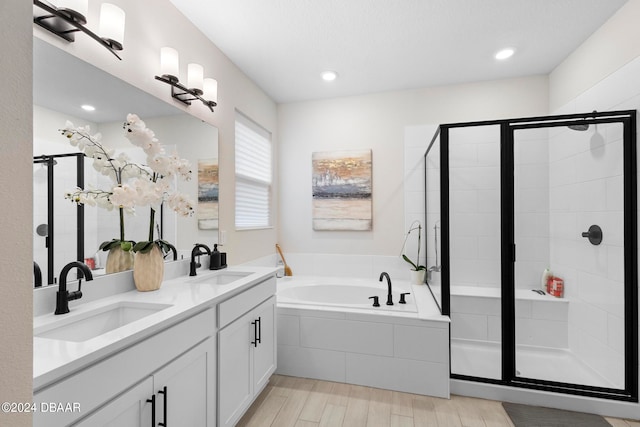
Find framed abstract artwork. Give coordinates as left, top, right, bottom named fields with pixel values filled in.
left=197, top=158, right=219, bottom=230
left=312, top=149, right=372, bottom=231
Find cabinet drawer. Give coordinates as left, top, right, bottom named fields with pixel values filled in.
left=34, top=308, right=215, bottom=426
left=218, top=276, right=276, bottom=328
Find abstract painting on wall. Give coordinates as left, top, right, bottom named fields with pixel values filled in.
left=312, top=149, right=372, bottom=231
left=197, top=158, right=219, bottom=230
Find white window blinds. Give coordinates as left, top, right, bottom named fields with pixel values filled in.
left=235, top=113, right=272, bottom=229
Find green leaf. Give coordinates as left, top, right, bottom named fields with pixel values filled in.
left=132, top=241, right=154, bottom=253
left=99, top=239, right=120, bottom=251
left=402, top=254, right=418, bottom=270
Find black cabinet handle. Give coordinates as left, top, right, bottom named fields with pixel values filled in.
left=146, top=394, right=156, bottom=427
left=251, top=320, right=258, bottom=347
left=257, top=316, right=262, bottom=344
left=158, top=386, right=167, bottom=426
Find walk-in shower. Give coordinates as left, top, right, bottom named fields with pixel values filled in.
left=424, top=110, right=637, bottom=401
left=33, top=153, right=85, bottom=285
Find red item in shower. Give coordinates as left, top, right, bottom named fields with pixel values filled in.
left=548, top=277, right=564, bottom=298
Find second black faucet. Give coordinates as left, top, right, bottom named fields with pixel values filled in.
left=379, top=272, right=393, bottom=305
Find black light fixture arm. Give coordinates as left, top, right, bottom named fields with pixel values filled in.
left=155, top=75, right=217, bottom=112
left=33, top=0, right=122, bottom=60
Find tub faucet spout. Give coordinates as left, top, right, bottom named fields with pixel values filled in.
left=379, top=272, right=393, bottom=305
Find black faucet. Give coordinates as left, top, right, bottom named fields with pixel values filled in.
left=55, top=261, right=93, bottom=315
left=34, top=261, right=42, bottom=288
left=379, top=272, right=393, bottom=305
left=190, top=244, right=211, bottom=276
left=164, top=242, right=178, bottom=261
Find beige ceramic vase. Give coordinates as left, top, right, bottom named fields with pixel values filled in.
left=105, top=246, right=135, bottom=274
left=133, top=244, right=165, bottom=292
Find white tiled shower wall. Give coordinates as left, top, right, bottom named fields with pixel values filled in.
left=548, top=54, right=640, bottom=388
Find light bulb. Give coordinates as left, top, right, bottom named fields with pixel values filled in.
left=187, top=63, right=204, bottom=94
left=495, top=48, right=515, bottom=60
left=99, top=3, right=125, bottom=49
left=204, top=78, right=218, bottom=103
left=160, top=47, right=179, bottom=81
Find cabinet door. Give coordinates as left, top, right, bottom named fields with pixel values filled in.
left=253, top=296, right=276, bottom=393
left=73, top=377, right=153, bottom=427
left=153, top=338, right=215, bottom=427
left=218, top=312, right=253, bottom=427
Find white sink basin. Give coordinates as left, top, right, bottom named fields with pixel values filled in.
left=35, top=301, right=172, bottom=342
left=190, top=271, right=252, bottom=285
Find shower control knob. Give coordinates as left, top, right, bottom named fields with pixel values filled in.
left=399, top=293, right=410, bottom=304
left=368, top=296, right=380, bottom=307
left=581, top=224, right=603, bottom=245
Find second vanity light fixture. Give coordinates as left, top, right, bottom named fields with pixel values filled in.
left=155, top=47, right=218, bottom=113
left=33, top=0, right=125, bottom=60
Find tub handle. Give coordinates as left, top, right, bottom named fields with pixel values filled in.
left=399, top=293, right=411, bottom=304
left=369, top=296, right=380, bottom=307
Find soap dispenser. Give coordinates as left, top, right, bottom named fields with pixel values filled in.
left=209, top=244, right=222, bottom=270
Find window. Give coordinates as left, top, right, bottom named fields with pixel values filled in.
left=235, top=112, right=272, bottom=229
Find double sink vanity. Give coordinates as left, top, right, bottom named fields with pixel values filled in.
left=33, top=263, right=277, bottom=426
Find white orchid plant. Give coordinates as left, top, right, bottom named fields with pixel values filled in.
left=63, top=113, right=194, bottom=255
left=401, top=221, right=426, bottom=271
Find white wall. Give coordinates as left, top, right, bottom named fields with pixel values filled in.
left=277, top=76, right=549, bottom=258
left=550, top=0, right=640, bottom=111
left=0, top=1, right=33, bottom=426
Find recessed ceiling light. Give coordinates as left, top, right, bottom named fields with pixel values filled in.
left=495, top=48, right=515, bottom=60
left=81, top=104, right=96, bottom=111
left=321, top=71, right=338, bottom=81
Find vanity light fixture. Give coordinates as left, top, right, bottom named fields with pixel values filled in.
left=33, top=0, right=125, bottom=60
left=155, top=47, right=218, bottom=112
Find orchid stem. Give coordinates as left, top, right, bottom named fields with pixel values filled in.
left=119, top=207, right=125, bottom=242
left=149, top=208, right=156, bottom=242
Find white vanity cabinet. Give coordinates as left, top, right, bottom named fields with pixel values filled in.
left=34, top=308, right=217, bottom=427
left=75, top=338, right=214, bottom=427
left=218, top=277, right=277, bottom=427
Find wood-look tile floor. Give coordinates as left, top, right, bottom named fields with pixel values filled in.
left=237, top=375, right=640, bottom=427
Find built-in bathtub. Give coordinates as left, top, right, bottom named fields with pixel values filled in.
left=276, top=276, right=450, bottom=398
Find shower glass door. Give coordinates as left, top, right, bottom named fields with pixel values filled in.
left=447, top=124, right=503, bottom=380
left=511, top=117, right=630, bottom=392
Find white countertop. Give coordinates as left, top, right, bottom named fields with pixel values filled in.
left=33, top=265, right=277, bottom=391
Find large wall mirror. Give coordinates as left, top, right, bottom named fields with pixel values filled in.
left=33, top=38, right=219, bottom=286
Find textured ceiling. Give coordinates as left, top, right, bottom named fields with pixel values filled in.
left=169, top=0, right=628, bottom=103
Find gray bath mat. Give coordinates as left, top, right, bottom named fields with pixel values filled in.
left=502, top=402, right=611, bottom=427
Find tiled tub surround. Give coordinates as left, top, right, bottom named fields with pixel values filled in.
left=276, top=275, right=450, bottom=398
